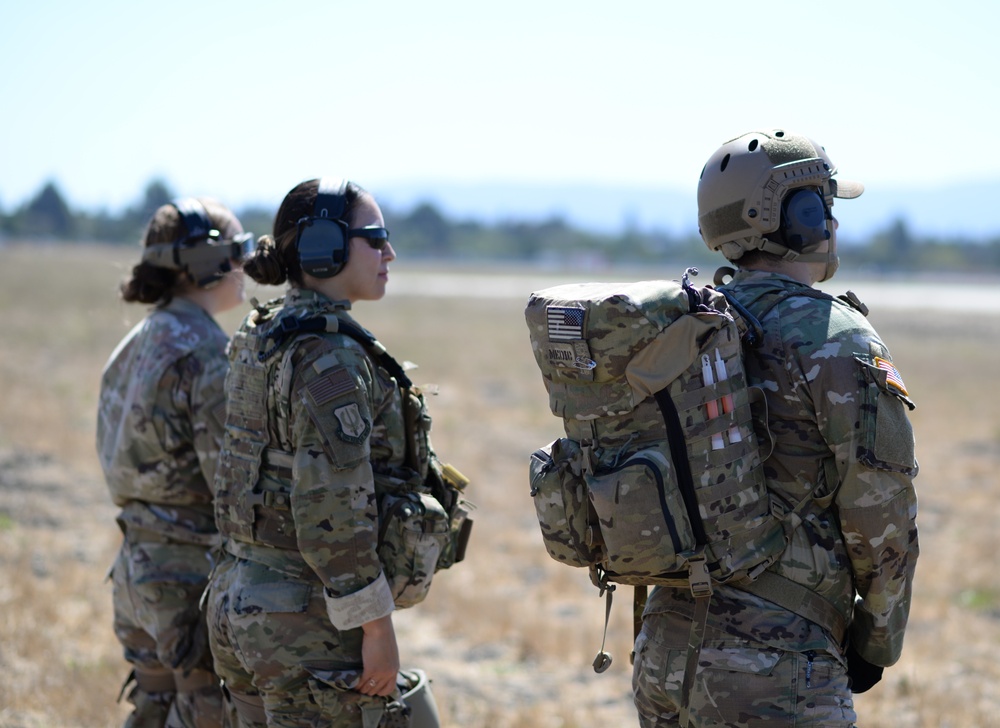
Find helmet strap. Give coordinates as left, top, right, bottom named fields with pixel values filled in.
left=747, top=237, right=840, bottom=282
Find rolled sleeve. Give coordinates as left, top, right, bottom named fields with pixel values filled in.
left=324, top=572, right=395, bottom=630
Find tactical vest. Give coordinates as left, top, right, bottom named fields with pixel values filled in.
left=215, top=298, right=473, bottom=607
left=214, top=303, right=292, bottom=548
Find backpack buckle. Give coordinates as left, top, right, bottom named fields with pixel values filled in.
left=687, top=553, right=713, bottom=599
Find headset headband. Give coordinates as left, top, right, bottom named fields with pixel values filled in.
left=314, top=177, right=348, bottom=220
left=172, top=197, right=214, bottom=244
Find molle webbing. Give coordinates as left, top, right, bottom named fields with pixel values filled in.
left=215, top=324, right=271, bottom=544
left=653, top=387, right=704, bottom=546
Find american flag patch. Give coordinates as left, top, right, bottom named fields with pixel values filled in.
left=547, top=306, right=585, bottom=341
left=306, top=367, right=356, bottom=406
left=874, top=357, right=908, bottom=396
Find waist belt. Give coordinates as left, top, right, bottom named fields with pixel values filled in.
left=132, top=667, right=175, bottom=694
left=738, top=570, right=847, bottom=645
left=239, top=484, right=297, bottom=551
left=131, top=667, right=218, bottom=694
left=643, top=565, right=848, bottom=728
left=224, top=538, right=317, bottom=581
left=122, top=525, right=219, bottom=548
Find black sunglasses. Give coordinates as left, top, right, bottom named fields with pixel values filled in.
left=347, top=226, right=391, bottom=251
left=229, top=232, right=256, bottom=261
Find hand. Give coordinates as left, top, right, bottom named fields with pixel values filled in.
left=358, top=614, right=399, bottom=697
left=845, top=643, right=884, bottom=694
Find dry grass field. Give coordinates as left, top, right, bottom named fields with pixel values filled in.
left=1, top=242, right=998, bottom=727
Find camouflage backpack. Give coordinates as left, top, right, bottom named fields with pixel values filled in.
left=524, top=269, right=827, bottom=669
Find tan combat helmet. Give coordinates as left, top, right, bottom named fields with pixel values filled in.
left=697, top=129, right=863, bottom=276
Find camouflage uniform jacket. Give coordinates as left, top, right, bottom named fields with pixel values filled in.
left=217, top=288, right=408, bottom=630
left=645, top=270, right=919, bottom=668
left=96, top=297, right=228, bottom=545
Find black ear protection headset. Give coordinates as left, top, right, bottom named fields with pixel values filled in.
left=141, top=198, right=254, bottom=287
left=296, top=178, right=352, bottom=279
left=775, top=188, right=831, bottom=252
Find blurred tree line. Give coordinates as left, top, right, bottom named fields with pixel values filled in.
left=3, top=178, right=1000, bottom=274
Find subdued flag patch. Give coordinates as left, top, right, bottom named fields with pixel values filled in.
left=547, top=306, right=585, bottom=341
left=875, top=356, right=908, bottom=396
left=306, top=367, right=356, bottom=406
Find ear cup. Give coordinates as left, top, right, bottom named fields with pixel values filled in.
left=172, top=198, right=242, bottom=287
left=297, top=217, right=349, bottom=278
left=779, top=189, right=830, bottom=251
left=297, top=178, right=350, bottom=279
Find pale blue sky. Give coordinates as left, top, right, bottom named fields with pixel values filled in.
left=2, top=0, right=997, bottom=225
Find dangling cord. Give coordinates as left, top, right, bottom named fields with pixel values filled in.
left=592, top=568, right=615, bottom=673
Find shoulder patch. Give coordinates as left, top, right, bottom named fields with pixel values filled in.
left=311, top=351, right=342, bottom=374
left=333, top=403, right=371, bottom=444
left=874, top=356, right=908, bottom=396
left=546, top=306, right=586, bottom=341
left=305, top=366, right=357, bottom=407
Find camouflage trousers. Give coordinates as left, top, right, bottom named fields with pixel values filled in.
left=632, top=612, right=857, bottom=727
left=111, top=533, right=224, bottom=728
left=206, top=554, right=405, bottom=728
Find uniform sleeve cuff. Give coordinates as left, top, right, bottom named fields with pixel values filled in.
left=324, top=573, right=395, bottom=630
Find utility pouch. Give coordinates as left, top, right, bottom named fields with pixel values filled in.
left=529, top=438, right=602, bottom=568
left=378, top=489, right=450, bottom=609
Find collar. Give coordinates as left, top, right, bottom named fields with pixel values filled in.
left=285, top=286, right=352, bottom=312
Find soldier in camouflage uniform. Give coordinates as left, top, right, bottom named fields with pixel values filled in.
left=206, top=178, right=443, bottom=727
left=97, top=198, right=254, bottom=727
left=632, top=130, right=920, bottom=727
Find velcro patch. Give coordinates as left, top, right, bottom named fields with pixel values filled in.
left=874, top=356, right=908, bottom=396
left=333, top=403, right=371, bottom=444
left=305, top=367, right=356, bottom=406
left=545, top=340, right=596, bottom=371
left=547, top=306, right=586, bottom=341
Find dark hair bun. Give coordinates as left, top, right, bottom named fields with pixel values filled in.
left=243, top=236, right=288, bottom=286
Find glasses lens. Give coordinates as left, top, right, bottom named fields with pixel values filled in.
left=231, top=232, right=255, bottom=261
left=348, top=227, right=390, bottom=251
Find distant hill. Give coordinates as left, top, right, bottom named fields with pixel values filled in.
left=376, top=179, right=1000, bottom=241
